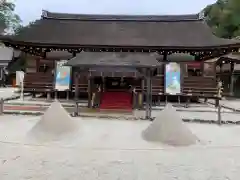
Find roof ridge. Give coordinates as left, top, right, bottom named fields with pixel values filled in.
left=41, top=10, right=201, bottom=22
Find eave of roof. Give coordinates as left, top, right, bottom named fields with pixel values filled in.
left=1, top=10, right=240, bottom=50
left=42, top=10, right=200, bottom=22
left=65, top=52, right=161, bottom=68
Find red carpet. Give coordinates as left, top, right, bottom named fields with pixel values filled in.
left=100, top=92, right=132, bottom=111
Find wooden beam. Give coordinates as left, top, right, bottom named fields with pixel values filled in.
left=230, top=63, right=235, bottom=96
left=88, top=76, right=92, bottom=108
left=74, top=72, right=79, bottom=100
left=145, top=68, right=152, bottom=120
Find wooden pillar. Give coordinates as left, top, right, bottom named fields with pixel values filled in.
left=88, top=76, right=92, bottom=108
left=149, top=75, right=152, bottom=117
left=217, top=63, right=223, bottom=96
left=163, top=52, right=168, bottom=105
left=0, top=98, right=4, bottom=115
left=74, top=72, right=79, bottom=100
left=145, top=68, right=152, bottom=120
left=36, top=58, right=40, bottom=72
left=230, top=62, right=234, bottom=96
left=132, top=91, right=136, bottom=109
left=185, top=96, right=190, bottom=108
left=102, top=76, right=105, bottom=92
left=215, top=98, right=219, bottom=108
left=47, top=92, right=51, bottom=101
left=217, top=104, right=222, bottom=125
left=138, top=78, right=144, bottom=109
left=66, top=91, right=69, bottom=100
left=54, top=91, right=57, bottom=100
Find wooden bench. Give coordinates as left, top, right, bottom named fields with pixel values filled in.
left=24, top=82, right=54, bottom=93
left=24, top=73, right=54, bottom=93
left=72, top=84, right=88, bottom=92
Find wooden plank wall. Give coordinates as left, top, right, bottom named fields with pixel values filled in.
left=23, top=58, right=218, bottom=98
left=24, top=58, right=55, bottom=92
left=147, top=62, right=218, bottom=98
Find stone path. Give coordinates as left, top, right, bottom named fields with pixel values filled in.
left=4, top=105, right=46, bottom=111
left=1, top=117, right=240, bottom=180
left=207, top=99, right=240, bottom=111
left=3, top=96, right=240, bottom=123
left=0, top=88, right=16, bottom=99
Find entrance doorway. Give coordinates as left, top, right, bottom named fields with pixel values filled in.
left=100, top=77, right=134, bottom=111
left=104, top=77, right=132, bottom=91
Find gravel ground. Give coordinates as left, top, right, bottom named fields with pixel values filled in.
left=0, top=88, right=17, bottom=100
left=0, top=115, right=240, bottom=179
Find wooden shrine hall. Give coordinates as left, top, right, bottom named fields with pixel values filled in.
left=1, top=10, right=240, bottom=118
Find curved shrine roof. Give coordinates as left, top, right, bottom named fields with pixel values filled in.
left=2, top=10, right=240, bottom=49
left=66, top=52, right=161, bottom=68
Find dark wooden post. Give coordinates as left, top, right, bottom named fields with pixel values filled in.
left=66, top=91, right=69, bottom=100
left=163, top=52, right=168, bottom=106
left=139, top=78, right=144, bottom=109
left=88, top=76, right=92, bottom=108
left=74, top=101, right=79, bottom=117
left=54, top=91, right=57, bottom=100
left=230, top=62, right=234, bottom=96
left=47, top=91, right=51, bottom=101
left=178, top=95, right=180, bottom=105
left=102, top=76, right=105, bottom=92
left=132, top=90, right=136, bottom=109
left=145, top=68, right=152, bottom=120
left=149, top=74, right=152, bottom=117
left=215, top=98, right=219, bottom=108
left=219, top=63, right=223, bottom=94
left=217, top=104, right=222, bottom=125
left=0, top=98, right=3, bottom=115
left=74, top=72, right=79, bottom=100
left=185, top=96, right=190, bottom=108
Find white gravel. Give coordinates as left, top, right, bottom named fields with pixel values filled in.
left=0, top=115, right=240, bottom=179
left=0, top=88, right=17, bottom=99
left=29, top=101, right=78, bottom=141
left=142, top=104, right=198, bottom=146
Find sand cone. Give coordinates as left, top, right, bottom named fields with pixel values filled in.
left=29, top=100, right=78, bottom=140
left=142, top=104, right=198, bottom=146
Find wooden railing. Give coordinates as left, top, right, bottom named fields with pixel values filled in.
left=182, top=76, right=218, bottom=98
left=72, top=75, right=89, bottom=92
left=22, top=72, right=219, bottom=99
left=24, top=72, right=54, bottom=92
left=134, top=76, right=218, bottom=98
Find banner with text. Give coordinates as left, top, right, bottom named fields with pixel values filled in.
left=165, top=62, right=181, bottom=95
left=55, top=60, right=71, bottom=91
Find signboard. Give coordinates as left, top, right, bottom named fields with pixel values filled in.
left=16, top=71, right=24, bottom=86
left=165, top=62, right=181, bottom=95
left=55, top=60, right=71, bottom=91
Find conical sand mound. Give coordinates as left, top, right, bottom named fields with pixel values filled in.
left=29, top=100, right=78, bottom=141
left=142, top=104, right=198, bottom=146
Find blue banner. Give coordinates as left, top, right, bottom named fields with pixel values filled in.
left=55, top=60, right=71, bottom=91
left=165, top=62, right=181, bottom=95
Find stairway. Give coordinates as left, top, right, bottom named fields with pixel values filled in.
left=100, top=91, right=132, bottom=111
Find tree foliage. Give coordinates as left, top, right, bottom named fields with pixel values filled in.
left=204, top=0, right=240, bottom=38
left=0, top=0, right=21, bottom=34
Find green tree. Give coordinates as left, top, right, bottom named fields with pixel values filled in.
left=0, top=0, right=21, bottom=34
left=204, top=0, right=240, bottom=38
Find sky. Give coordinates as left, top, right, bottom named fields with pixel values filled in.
left=14, top=0, right=217, bottom=25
